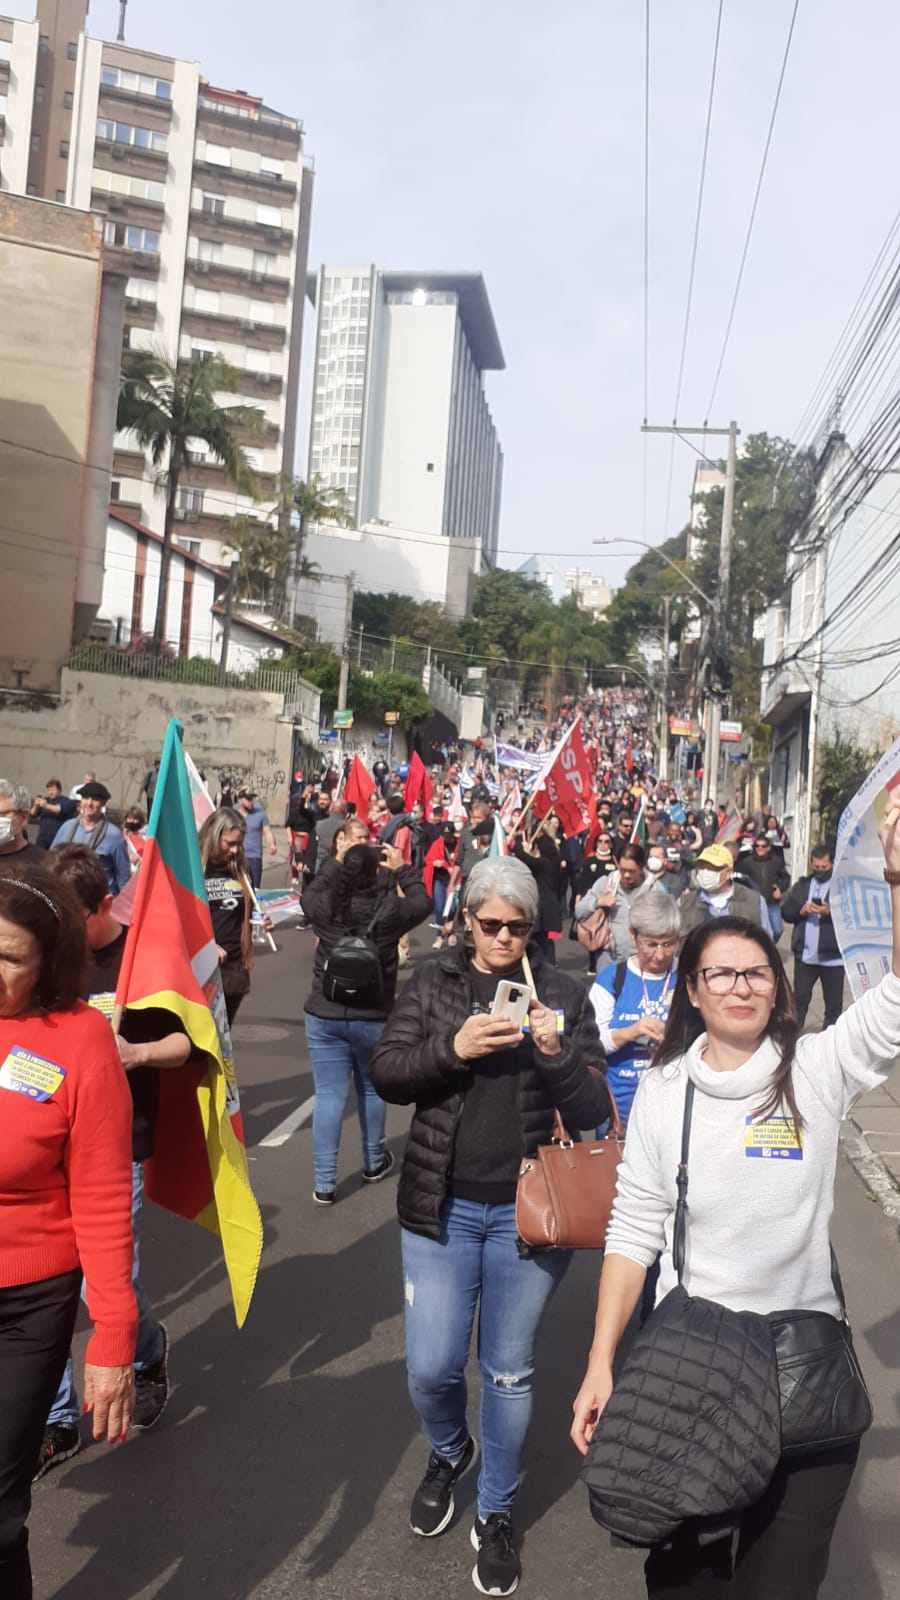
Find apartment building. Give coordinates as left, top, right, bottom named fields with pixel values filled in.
left=306, top=267, right=504, bottom=602
left=0, top=1, right=314, bottom=568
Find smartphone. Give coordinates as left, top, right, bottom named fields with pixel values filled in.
left=492, top=980, right=533, bottom=1029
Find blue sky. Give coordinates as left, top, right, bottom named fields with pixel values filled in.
left=14, top=0, right=900, bottom=587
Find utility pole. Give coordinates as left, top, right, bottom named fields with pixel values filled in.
left=357, top=623, right=365, bottom=666
left=640, top=420, right=739, bottom=802
left=336, top=572, right=354, bottom=713
left=217, top=557, right=240, bottom=688
left=658, top=595, right=671, bottom=783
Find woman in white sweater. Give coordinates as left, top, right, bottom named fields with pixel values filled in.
left=571, top=808, right=900, bottom=1598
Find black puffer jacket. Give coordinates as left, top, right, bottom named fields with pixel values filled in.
left=370, top=943, right=612, bottom=1237
left=301, top=856, right=431, bottom=1020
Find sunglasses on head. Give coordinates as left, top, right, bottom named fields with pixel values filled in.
left=469, top=912, right=533, bottom=939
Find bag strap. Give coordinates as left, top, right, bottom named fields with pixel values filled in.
left=672, top=1078, right=695, bottom=1285
left=612, top=960, right=628, bottom=1001
left=830, top=1245, right=849, bottom=1322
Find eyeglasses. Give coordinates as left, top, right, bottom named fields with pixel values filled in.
left=636, top=937, right=678, bottom=952
left=695, top=965, right=776, bottom=995
left=470, top=913, right=533, bottom=939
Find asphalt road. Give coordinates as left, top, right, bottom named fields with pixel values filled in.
left=30, top=909, right=900, bottom=1600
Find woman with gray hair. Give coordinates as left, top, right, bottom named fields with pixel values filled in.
left=589, top=892, right=681, bottom=1128
left=371, top=855, right=611, bottom=1597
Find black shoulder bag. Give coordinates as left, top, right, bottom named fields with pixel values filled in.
left=583, top=1079, right=872, bottom=1548
left=322, top=895, right=389, bottom=1009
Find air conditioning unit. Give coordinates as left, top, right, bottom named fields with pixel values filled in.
left=174, top=506, right=187, bottom=520
left=186, top=512, right=199, bottom=523
left=111, top=142, right=126, bottom=159
left=241, top=319, right=256, bottom=331
left=107, top=196, right=124, bottom=211
left=195, top=259, right=211, bottom=273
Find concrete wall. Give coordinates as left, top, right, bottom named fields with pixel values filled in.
left=0, top=670, right=295, bottom=816
left=0, top=195, right=123, bottom=692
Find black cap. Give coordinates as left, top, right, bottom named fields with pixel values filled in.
left=80, top=781, right=111, bottom=802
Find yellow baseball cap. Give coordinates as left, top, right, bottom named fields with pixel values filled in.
left=695, top=843, right=733, bottom=870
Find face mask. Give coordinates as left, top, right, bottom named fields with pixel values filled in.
left=647, top=858, right=665, bottom=874
left=812, top=868, right=831, bottom=883
left=0, top=817, right=15, bottom=845
left=696, top=868, right=723, bottom=893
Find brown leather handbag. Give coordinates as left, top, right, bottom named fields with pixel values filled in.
left=516, top=1105, right=625, bottom=1250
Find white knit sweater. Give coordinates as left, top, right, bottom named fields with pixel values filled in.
left=605, top=971, right=900, bottom=1315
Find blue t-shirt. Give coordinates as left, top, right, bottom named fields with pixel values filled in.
left=592, top=964, right=675, bottom=1123
left=51, top=818, right=131, bottom=896
left=242, top=802, right=270, bottom=861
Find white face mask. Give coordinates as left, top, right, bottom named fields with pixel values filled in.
left=696, top=867, right=724, bottom=893
left=0, top=816, right=16, bottom=846
left=647, top=858, right=665, bottom=874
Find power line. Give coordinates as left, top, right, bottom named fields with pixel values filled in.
left=704, top=0, right=801, bottom=422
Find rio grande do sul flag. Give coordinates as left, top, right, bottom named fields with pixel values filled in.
left=115, top=719, right=263, bottom=1326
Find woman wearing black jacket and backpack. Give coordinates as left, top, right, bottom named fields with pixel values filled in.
left=371, top=855, right=610, bottom=1597
left=301, top=833, right=430, bottom=1205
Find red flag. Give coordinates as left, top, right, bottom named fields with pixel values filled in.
left=532, top=717, right=593, bottom=836
left=404, top=751, right=433, bottom=813
left=423, top=835, right=447, bottom=898
left=625, top=743, right=634, bottom=773
left=344, top=754, right=375, bottom=814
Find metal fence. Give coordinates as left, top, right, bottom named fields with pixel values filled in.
left=67, top=643, right=305, bottom=701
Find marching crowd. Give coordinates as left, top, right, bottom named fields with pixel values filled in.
left=0, top=685, right=898, bottom=1599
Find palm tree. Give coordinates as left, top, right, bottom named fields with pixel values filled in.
left=117, top=349, right=264, bottom=656
left=292, top=474, right=353, bottom=562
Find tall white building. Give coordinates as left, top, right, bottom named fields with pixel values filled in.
left=0, top=0, right=314, bottom=571
left=307, top=267, right=504, bottom=603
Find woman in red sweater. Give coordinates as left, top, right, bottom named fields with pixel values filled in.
left=0, top=866, right=136, bottom=1600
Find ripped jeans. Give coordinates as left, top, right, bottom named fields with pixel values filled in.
left=401, top=1199, right=570, bottom=1518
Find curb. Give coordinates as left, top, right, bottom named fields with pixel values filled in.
left=840, top=1119, right=900, bottom=1229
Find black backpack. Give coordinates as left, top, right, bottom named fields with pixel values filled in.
left=322, top=897, right=387, bottom=1009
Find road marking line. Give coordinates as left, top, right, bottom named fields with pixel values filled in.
left=258, top=1094, right=315, bottom=1148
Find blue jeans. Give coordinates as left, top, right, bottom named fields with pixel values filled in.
left=401, top=1199, right=570, bottom=1518
left=304, top=1013, right=387, bottom=1190
left=432, top=874, right=449, bottom=926
left=246, top=856, right=263, bottom=890
left=48, top=1162, right=161, bottom=1428
left=769, top=902, right=784, bottom=941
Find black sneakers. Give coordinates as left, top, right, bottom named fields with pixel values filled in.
left=363, top=1149, right=395, bottom=1183
left=313, top=1189, right=336, bottom=1206
left=409, top=1435, right=477, bottom=1537
left=471, top=1513, right=520, bottom=1596
left=34, top=1423, right=81, bottom=1481
left=133, top=1323, right=170, bottom=1431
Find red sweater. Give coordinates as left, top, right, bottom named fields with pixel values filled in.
left=0, top=1004, right=137, bottom=1366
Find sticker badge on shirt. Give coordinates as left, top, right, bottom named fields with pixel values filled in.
left=745, top=1116, right=803, bottom=1160
left=0, top=1047, right=67, bottom=1102
left=88, top=991, right=116, bottom=1024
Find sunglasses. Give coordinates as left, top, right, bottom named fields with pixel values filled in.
left=469, top=912, right=533, bottom=939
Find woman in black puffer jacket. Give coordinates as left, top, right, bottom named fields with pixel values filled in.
left=370, top=855, right=610, bottom=1597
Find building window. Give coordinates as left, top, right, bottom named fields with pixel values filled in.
left=125, top=276, right=157, bottom=303
left=104, top=219, right=161, bottom=253
left=26, top=183, right=37, bottom=196
left=64, top=90, right=73, bottom=109
left=252, top=250, right=277, bottom=275
left=178, top=487, right=204, bottom=513
left=67, top=41, right=78, bottom=60
left=196, top=237, right=223, bottom=262
left=176, top=538, right=201, bottom=556
left=202, top=142, right=231, bottom=166
left=191, top=287, right=220, bottom=315
left=96, top=118, right=167, bottom=152
left=110, top=480, right=121, bottom=502
left=92, top=168, right=165, bottom=203
left=256, top=203, right=281, bottom=227
left=59, top=140, right=69, bottom=158
left=56, top=189, right=66, bottom=202
left=30, top=134, right=40, bottom=152
left=201, top=193, right=226, bottom=217
left=101, top=65, right=172, bottom=99
left=190, top=342, right=215, bottom=362
left=131, top=569, right=144, bottom=639
left=426, top=462, right=434, bottom=473
left=260, top=157, right=284, bottom=180
left=35, top=84, right=45, bottom=104
left=39, top=33, right=49, bottom=53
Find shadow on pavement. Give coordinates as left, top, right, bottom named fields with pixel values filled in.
left=51, top=1220, right=414, bottom=1600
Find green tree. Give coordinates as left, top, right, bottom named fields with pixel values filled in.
left=352, top=591, right=463, bottom=660
left=117, top=350, right=263, bottom=655
left=221, top=515, right=293, bottom=608
left=816, top=731, right=881, bottom=844
left=292, top=474, right=353, bottom=563
left=350, top=668, right=430, bottom=728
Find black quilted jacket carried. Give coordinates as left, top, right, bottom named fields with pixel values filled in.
left=369, top=943, right=612, bottom=1238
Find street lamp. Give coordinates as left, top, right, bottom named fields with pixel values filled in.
left=592, top=538, right=715, bottom=609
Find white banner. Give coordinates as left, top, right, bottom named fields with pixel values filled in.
left=831, top=736, right=900, bottom=1000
